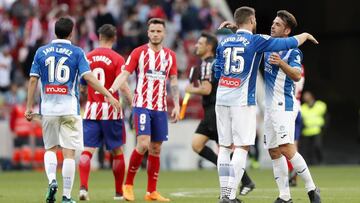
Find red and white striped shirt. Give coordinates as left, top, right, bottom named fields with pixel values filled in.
left=125, top=44, right=177, bottom=111
left=83, top=48, right=125, bottom=120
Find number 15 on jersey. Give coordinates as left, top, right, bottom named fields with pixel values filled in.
left=223, top=47, right=245, bottom=75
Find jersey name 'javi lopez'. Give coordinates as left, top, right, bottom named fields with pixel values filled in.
left=42, top=46, right=73, bottom=57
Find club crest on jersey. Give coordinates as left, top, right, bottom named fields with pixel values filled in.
left=140, top=124, right=145, bottom=131
left=45, top=85, right=68, bottom=95
left=219, top=76, right=241, bottom=88
left=161, top=59, right=168, bottom=67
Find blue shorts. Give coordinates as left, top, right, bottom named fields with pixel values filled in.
left=83, top=119, right=126, bottom=150
left=133, top=107, right=168, bottom=142
left=294, top=111, right=302, bottom=141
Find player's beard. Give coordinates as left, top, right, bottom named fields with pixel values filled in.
left=150, top=38, right=163, bottom=46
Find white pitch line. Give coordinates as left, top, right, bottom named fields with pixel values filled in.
left=169, top=187, right=360, bottom=199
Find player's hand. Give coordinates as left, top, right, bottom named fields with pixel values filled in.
left=24, top=110, right=33, bottom=121
left=107, top=95, right=121, bottom=112
left=268, top=53, right=283, bottom=66
left=170, top=105, right=180, bottom=123
left=219, top=21, right=237, bottom=30
left=306, top=33, right=319, bottom=44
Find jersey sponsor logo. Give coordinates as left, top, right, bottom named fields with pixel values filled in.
left=219, top=76, right=241, bottom=88
left=45, top=85, right=68, bottom=95
left=146, top=70, right=166, bottom=80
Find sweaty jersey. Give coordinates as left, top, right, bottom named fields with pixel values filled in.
left=264, top=49, right=303, bottom=111
left=125, top=44, right=177, bottom=111
left=83, top=47, right=125, bottom=120
left=30, top=39, right=91, bottom=116
left=215, top=29, right=299, bottom=106
left=199, top=56, right=217, bottom=108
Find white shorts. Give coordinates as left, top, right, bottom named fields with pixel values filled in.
left=42, top=115, right=84, bottom=150
left=215, top=105, right=256, bottom=146
left=264, top=108, right=298, bottom=149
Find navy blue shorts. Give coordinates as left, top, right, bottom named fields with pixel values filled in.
left=294, top=111, right=302, bottom=141
left=133, top=107, right=168, bottom=142
left=83, top=119, right=126, bottom=150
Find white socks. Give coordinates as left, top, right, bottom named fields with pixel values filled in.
left=44, top=151, right=57, bottom=184
left=272, top=156, right=291, bottom=200
left=62, top=158, right=75, bottom=199
left=290, top=152, right=316, bottom=192
left=217, top=147, right=231, bottom=199
left=228, top=148, right=247, bottom=199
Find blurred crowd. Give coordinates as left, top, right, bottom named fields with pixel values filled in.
left=0, top=0, right=227, bottom=170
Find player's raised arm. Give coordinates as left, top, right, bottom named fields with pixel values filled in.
left=83, top=72, right=121, bottom=111
left=170, top=75, right=180, bottom=123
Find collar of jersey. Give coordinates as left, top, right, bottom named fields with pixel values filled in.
left=51, top=39, right=72, bottom=44
left=236, top=29, right=253, bottom=34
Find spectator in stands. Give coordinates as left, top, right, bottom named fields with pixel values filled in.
left=0, top=46, right=13, bottom=92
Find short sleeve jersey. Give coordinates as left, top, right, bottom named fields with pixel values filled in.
left=30, top=39, right=91, bottom=116
left=83, top=47, right=125, bottom=120
left=125, top=44, right=177, bottom=111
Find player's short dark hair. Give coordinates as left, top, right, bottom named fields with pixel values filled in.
left=147, top=18, right=166, bottom=28
left=277, top=10, right=298, bottom=31
left=200, top=32, right=218, bottom=54
left=98, top=24, right=117, bottom=40
left=55, top=17, right=74, bottom=39
left=234, top=6, right=255, bottom=26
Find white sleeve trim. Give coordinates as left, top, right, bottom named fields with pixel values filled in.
left=29, top=73, right=40, bottom=77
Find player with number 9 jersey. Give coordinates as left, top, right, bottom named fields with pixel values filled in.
left=83, top=48, right=125, bottom=120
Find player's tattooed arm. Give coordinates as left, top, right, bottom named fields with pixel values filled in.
left=170, top=75, right=180, bottom=106
left=170, top=75, right=180, bottom=123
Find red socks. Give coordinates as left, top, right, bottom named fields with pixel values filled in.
left=79, top=151, right=92, bottom=190
left=147, top=154, right=160, bottom=193
left=125, top=149, right=144, bottom=185
left=123, top=150, right=160, bottom=193
left=112, top=154, right=125, bottom=195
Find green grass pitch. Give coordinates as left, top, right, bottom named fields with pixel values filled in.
left=0, top=165, right=359, bottom=202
